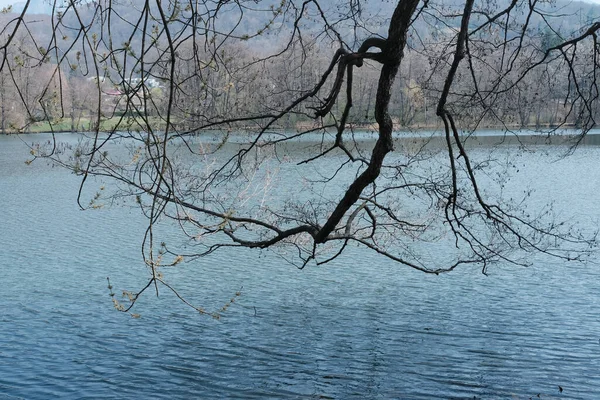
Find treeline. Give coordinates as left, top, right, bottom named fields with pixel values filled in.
left=0, top=0, right=598, bottom=133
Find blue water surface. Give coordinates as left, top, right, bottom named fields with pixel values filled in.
left=1, top=133, right=599, bottom=399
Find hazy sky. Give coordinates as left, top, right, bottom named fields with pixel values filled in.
left=1, top=0, right=600, bottom=5
left=0, top=0, right=599, bottom=12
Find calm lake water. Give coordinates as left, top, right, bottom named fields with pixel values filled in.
left=1, top=131, right=600, bottom=399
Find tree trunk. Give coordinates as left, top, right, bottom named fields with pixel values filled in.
left=314, top=0, right=421, bottom=243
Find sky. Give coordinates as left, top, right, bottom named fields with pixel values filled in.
left=0, top=0, right=599, bottom=13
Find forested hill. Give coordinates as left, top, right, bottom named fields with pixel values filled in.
left=3, top=0, right=599, bottom=50
left=0, top=0, right=597, bottom=133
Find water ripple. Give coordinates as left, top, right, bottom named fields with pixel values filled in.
left=1, top=134, right=600, bottom=398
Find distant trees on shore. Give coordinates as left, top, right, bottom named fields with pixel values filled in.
left=1, top=1, right=597, bottom=134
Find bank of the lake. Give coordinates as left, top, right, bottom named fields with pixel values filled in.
left=2, top=118, right=596, bottom=135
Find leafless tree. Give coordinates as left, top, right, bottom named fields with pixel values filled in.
left=4, top=0, right=599, bottom=313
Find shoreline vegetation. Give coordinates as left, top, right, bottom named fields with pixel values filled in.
left=1, top=117, right=595, bottom=135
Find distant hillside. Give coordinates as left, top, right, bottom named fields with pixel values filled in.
left=1, top=0, right=598, bottom=54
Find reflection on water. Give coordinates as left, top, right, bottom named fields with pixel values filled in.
left=0, top=131, right=599, bottom=399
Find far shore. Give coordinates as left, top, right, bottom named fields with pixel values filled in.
left=1, top=119, right=594, bottom=136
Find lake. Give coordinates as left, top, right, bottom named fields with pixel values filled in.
left=1, top=131, right=599, bottom=399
